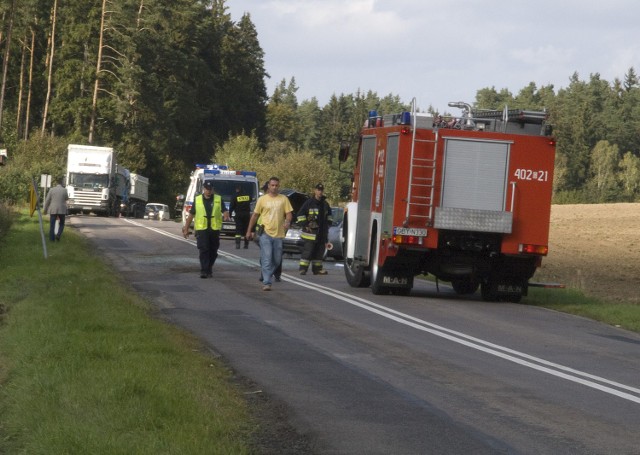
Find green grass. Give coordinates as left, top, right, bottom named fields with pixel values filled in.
left=0, top=211, right=253, bottom=454
left=526, top=287, right=640, bottom=333
left=1, top=208, right=638, bottom=452
left=419, top=274, right=640, bottom=334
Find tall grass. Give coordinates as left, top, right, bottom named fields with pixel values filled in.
left=527, top=287, right=640, bottom=333
left=0, top=211, right=253, bottom=454
left=0, top=201, right=12, bottom=241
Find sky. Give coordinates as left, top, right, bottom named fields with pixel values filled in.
left=226, top=0, right=640, bottom=114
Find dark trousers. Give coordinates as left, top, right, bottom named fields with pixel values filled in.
left=234, top=212, right=250, bottom=246
left=300, top=238, right=325, bottom=272
left=49, top=214, right=66, bottom=241
left=196, top=229, right=220, bottom=274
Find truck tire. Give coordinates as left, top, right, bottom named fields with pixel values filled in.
left=481, top=279, right=523, bottom=303
left=392, top=286, right=411, bottom=296
left=343, top=221, right=370, bottom=288
left=370, top=235, right=393, bottom=295
left=481, top=281, right=499, bottom=302
left=345, top=258, right=370, bottom=288
left=369, top=233, right=413, bottom=296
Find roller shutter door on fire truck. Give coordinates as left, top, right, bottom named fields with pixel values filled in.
left=435, top=138, right=513, bottom=234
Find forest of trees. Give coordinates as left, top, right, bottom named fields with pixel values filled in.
left=1, top=0, right=639, bottom=206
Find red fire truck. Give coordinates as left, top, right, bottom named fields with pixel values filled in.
left=338, top=100, right=556, bottom=302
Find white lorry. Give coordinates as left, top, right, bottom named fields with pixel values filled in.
left=66, top=144, right=118, bottom=216
left=66, top=144, right=149, bottom=217
left=182, top=164, right=259, bottom=235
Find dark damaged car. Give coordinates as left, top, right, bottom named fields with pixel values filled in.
left=281, top=189, right=310, bottom=255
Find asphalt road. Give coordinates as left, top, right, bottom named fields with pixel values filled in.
left=70, top=215, right=640, bottom=455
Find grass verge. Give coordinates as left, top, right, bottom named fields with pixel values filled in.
left=527, top=287, right=640, bottom=333
left=419, top=275, right=640, bottom=334
left=0, top=211, right=253, bottom=454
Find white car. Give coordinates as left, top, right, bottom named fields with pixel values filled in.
left=144, top=203, right=171, bottom=221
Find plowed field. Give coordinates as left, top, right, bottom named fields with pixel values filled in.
left=534, top=203, right=640, bottom=304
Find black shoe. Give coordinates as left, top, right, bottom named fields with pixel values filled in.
left=275, top=276, right=281, bottom=282
left=207, top=272, right=213, bottom=278
left=200, top=273, right=207, bottom=278
left=55, top=235, right=61, bottom=241
left=299, top=270, right=307, bottom=275
left=244, top=243, right=249, bottom=249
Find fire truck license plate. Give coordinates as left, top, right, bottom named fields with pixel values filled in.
left=394, top=227, right=427, bottom=236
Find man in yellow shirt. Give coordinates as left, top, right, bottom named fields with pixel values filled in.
left=246, top=177, right=293, bottom=291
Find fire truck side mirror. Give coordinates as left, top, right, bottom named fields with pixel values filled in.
left=338, top=141, right=350, bottom=162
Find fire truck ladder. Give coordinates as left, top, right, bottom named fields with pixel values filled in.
left=405, top=99, right=438, bottom=227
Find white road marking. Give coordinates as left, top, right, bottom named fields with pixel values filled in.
left=125, top=219, right=640, bottom=404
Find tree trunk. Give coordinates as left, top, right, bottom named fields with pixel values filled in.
left=41, top=0, right=58, bottom=137
left=89, top=0, right=108, bottom=145
left=16, top=34, right=27, bottom=136
left=0, top=0, right=17, bottom=133
left=25, top=28, right=35, bottom=140
left=137, top=0, right=144, bottom=28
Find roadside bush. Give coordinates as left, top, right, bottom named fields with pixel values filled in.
left=0, top=136, right=67, bottom=204
left=552, top=189, right=589, bottom=204
left=0, top=201, right=12, bottom=240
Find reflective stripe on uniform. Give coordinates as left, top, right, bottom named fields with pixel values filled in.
left=194, top=194, right=223, bottom=230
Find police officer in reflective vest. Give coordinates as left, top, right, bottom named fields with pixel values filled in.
left=182, top=180, right=230, bottom=278
left=297, top=183, right=332, bottom=275
left=229, top=184, right=251, bottom=249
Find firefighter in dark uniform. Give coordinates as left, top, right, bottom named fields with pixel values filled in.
left=182, top=180, right=230, bottom=278
left=229, top=184, right=252, bottom=249
left=297, top=183, right=332, bottom=275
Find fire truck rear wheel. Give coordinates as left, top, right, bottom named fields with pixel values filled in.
left=481, top=281, right=499, bottom=302
left=370, top=238, right=390, bottom=295
left=391, top=287, right=411, bottom=296
left=343, top=220, right=370, bottom=288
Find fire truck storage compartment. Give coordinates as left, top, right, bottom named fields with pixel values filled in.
left=354, top=136, right=377, bottom=262
left=434, top=138, right=513, bottom=234
left=381, top=134, right=399, bottom=236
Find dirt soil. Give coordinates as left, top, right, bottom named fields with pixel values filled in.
left=534, top=203, right=640, bottom=304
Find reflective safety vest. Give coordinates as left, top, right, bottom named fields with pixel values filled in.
left=194, top=194, right=223, bottom=230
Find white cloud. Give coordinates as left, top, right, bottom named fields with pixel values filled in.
left=228, top=0, right=640, bottom=112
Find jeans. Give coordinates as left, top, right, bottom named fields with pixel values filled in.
left=49, top=214, right=66, bottom=241
left=259, top=233, right=283, bottom=286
